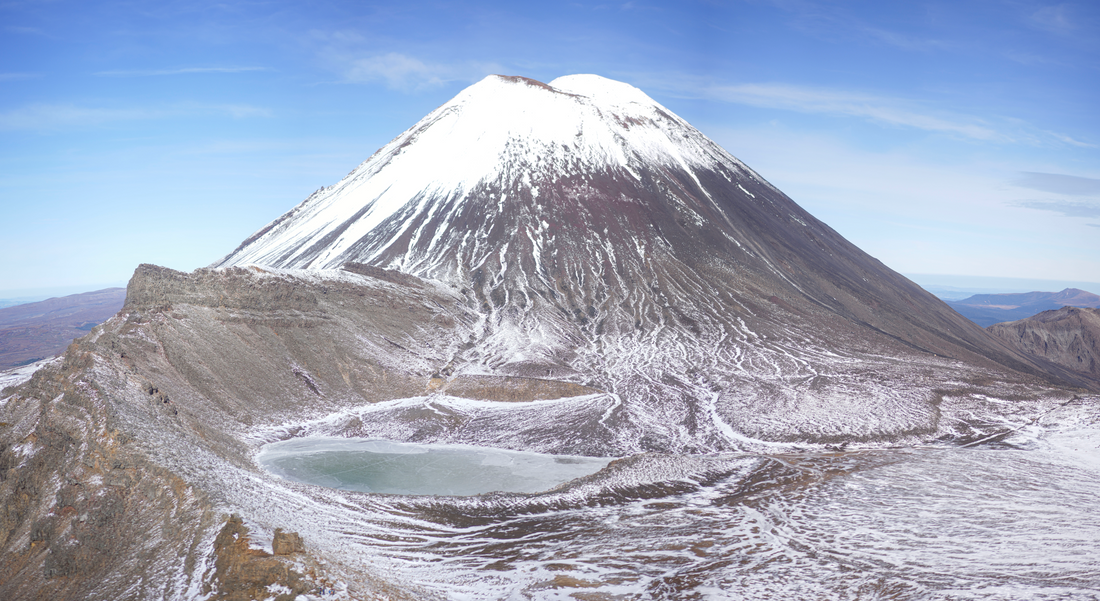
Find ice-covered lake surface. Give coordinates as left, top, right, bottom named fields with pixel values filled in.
left=250, top=402, right=1100, bottom=599
left=257, top=437, right=615, bottom=495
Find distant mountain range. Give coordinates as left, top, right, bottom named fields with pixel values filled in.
left=0, top=287, right=126, bottom=369
left=946, top=288, right=1100, bottom=327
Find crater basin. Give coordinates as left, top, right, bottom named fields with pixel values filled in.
left=257, top=437, right=615, bottom=496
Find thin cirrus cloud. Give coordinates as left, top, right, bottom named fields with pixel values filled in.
left=5, top=25, right=46, bottom=36
left=1041, top=130, right=1097, bottom=148
left=0, top=72, right=39, bottom=81
left=94, top=66, right=268, bottom=77
left=1012, top=172, right=1100, bottom=221
left=343, top=53, right=446, bottom=89
left=0, top=104, right=164, bottom=130
left=680, top=80, right=1093, bottom=148
left=1030, top=4, right=1077, bottom=35
left=858, top=26, right=952, bottom=52
left=1016, top=199, right=1100, bottom=219
left=1013, top=171, right=1100, bottom=196
left=702, top=82, right=1004, bottom=141
left=0, top=103, right=272, bottom=131
left=324, top=48, right=504, bottom=91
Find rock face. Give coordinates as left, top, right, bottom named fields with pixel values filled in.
left=1, top=75, right=1096, bottom=599
left=988, top=306, right=1100, bottom=387
left=207, top=517, right=311, bottom=601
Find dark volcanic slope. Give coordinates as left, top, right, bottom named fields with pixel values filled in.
left=947, top=288, right=1100, bottom=327
left=0, top=288, right=126, bottom=369
left=218, top=74, right=1085, bottom=396
left=988, top=306, right=1100, bottom=388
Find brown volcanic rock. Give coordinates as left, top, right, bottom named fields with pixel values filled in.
left=206, top=517, right=312, bottom=601
left=0, top=347, right=219, bottom=600
left=987, top=306, right=1100, bottom=387
left=0, top=288, right=125, bottom=369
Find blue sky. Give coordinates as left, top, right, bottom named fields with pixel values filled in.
left=2, top=0, right=1098, bottom=296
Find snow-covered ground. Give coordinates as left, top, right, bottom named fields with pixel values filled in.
left=227, top=395, right=1100, bottom=600
left=0, top=357, right=55, bottom=396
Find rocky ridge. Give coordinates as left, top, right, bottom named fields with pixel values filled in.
left=988, top=306, right=1100, bottom=387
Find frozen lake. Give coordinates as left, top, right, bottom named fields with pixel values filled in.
left=257, top=437, right=615, bottom=495
left=250, top=402, right=1100, bottom=599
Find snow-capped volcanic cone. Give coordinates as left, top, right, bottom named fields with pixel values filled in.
left=217, top=74, right=749, bottom=274
left=216, top=74, right=1086, bottom=452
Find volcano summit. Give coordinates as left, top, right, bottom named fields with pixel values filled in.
left=2, top=75, right=1097, bottom=600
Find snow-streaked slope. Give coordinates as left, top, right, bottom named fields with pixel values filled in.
left=214, top=74, right=1090, bottom=452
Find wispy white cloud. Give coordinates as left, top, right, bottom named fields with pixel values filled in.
left=307, top=29, right=505, bottom=91
left=0, top=72, right=39, bottom=81
left=0, top=103, right=271, bottom=131
left=214, top=104, right=273, bottom=119
left=0, top=104, right=163, bottom=130
left=1016, top=199, right=1100, bottom=218
left=856, top=25, right=952, bottom=52
left=320, top=46, right=503, bottom=91
left=5, top=25, right=47, bottom=36
left=619, top=2, right=662, bottom=11
left=94, top=66, right=267, bottom=77
left=701, top=82, right=1004, bottom=141
left=1011, top=172, right=1100, bottom=222
left=761, top=0, right=953, bottom=53
left=1013, top=172, right=1100, bottom=196
left=343, top=53, right=446, bottom=89
left=1030, top=4, right=1076, bottom=35
left=638, top=73, right=1091, bottom=148
left=1041, top=130, right=1097, bottom=148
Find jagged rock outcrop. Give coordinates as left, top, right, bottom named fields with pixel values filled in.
left=206, top=516, right=313, bottom=601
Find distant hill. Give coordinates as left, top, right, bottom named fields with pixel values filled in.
left=946, top=288, right=1100, bottom=327
left=0, top=287, right=126, bottom=369
left=987, top=306, right=1100, bottom=388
